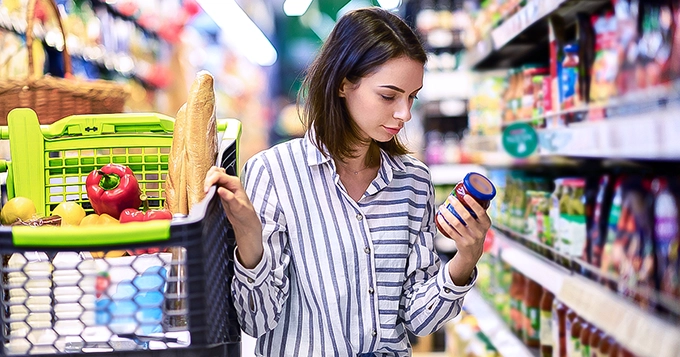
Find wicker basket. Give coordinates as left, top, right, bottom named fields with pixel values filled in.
left=0, top=0, right=129, bottom=125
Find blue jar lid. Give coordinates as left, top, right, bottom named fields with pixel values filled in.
left=564, top=43, right=579, bottom=53
left=463, top=172, right=496, bottom=201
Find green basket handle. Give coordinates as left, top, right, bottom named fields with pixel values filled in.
left=1, top=110, right=233, bottom=138
left=11, top=220, right=170, bottom=248
left=41, top=113, right=176, bottom=137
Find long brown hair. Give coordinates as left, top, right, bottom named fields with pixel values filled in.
left=299, top=7, right=427, bottom=162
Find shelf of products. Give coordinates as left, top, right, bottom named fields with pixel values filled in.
left=487, top=225, right=680, bottom=357
left=421, top=0, right=680, bottom=355
left=461, top=288, right=538, bottom=357
left=0, top=0, right=183, bottom=109
left=462, top=0, right=612, bottom=69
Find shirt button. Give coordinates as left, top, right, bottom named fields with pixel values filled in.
left=368, top=287, right=374, bottom=294
left=372, top=330, right=377, bottom=337
left=247, top=277, right=254, bottom=284
left=364, top=247, right=370, bottom=254
left=443, top=287, right=451, bottom=294
left=356, top=213, right=363, bottom=221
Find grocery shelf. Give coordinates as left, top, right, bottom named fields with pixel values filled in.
left=89, top=0, right=164, bottom=41
left=490, top=226, right=680, bottom=357
left=490, top=0, right=566, bottom=50
left=489, top=226, right=569, bottom=296
left=461, top=288, right=539, bottom=357
left=0, top=16, right=160, bottom=89
left=461, top=36, right=493, bottom=69
left=461, top=0, right=610, bottom=69
left=538, top=102, right=680, bottom=160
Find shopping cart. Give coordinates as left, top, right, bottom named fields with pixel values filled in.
left=0, top=108, right=242, bottom=356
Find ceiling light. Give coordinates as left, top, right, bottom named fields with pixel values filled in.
left=283, top=0, right=313, bottom=17
left=196, top=0, right=278, bottom=67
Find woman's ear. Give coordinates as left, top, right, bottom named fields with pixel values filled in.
left=338, top=78, right=350, bottom=97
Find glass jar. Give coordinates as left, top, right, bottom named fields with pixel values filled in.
left=436, top=172, right=496, bottom=238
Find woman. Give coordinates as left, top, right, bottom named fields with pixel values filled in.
left=204, top=7, right=491, bottom=356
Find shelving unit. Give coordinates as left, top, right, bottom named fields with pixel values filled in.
left=461, top=0, right=611, bottom=69
left=461, top=288, right=539, bottom=357
left=489, top=226, right=680, bottom=357
left=0, top=2, right=166, bottom=89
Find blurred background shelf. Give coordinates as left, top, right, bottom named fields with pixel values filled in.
left=490, top=226, right=680, bottom=357
left=461, top=288, right=539, bottom=357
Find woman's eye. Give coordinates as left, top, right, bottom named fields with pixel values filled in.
left=381, top=95, right=395, bottom=101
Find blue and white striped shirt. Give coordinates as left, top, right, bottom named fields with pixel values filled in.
left=231, top=135, right=476, bottom=356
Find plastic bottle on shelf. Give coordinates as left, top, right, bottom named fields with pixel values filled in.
left=600, top=177, right=625, bottom=290
left=539, top=288, right=555, bottom=357
left=552, top=299, right=568, bottom=357
left=651, top=177, right=680, bottom=300
left=608, top=340, right=620, bottom=357
left=579, top=320, right=592, bottom=357
left=597, top=335, right=614, bottom=357
left=509, top=271, right=526, bottom=336
left=523, top=278, right=542, bottom=348
left=560, top=43, right=582, bottom=113
left=588, top=326, right=604, bottom=357
left=565, top=309, right=582, bottom=357
left=549, top=179, right=564, bottom=252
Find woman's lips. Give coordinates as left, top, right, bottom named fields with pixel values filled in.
left=383, top=126, right=401, bottom=135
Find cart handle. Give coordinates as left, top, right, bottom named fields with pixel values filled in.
left=11, top=220, right=170, bottom=248
left=0, top=111, right=233, bottom=138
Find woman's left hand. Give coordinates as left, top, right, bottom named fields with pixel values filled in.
left=436, top=194, right=491, bottom=284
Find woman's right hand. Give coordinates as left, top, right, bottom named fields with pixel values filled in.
left=204, top=166, right=263, bottom=268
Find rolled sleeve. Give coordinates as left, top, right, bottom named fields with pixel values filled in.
left=438, top=261, right=477, bottom=301
left=233, top=247, right=271, bottom=288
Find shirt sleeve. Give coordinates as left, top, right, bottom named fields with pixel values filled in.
left=399, top=178, right=477, bottom=336
left=230, top=155, right=291, bottom=338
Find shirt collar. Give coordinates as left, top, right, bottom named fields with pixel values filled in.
left=303, top=131, right=407, bottom=173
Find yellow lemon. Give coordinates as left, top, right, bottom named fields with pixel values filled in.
left=1, top=197, right=37, bottom=225
left=52, top=202, right=86, bottom=226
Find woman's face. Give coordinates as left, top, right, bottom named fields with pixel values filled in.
left=339, top=56, right=424, bottom=143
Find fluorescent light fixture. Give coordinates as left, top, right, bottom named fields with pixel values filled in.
left=377, top=0, right=402, bottom=10
left=283, top=0, right=313, bottom=17
left=197, top=0, right=278, bottom=67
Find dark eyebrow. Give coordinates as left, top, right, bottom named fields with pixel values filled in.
left=379, top=85, right=423, bottom=94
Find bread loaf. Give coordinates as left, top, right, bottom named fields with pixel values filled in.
left=186, top=71, right=218, bottom=211
left=165, top=103, right=189, bottom=215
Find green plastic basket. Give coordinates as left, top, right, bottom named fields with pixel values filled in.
left=0, top=108, right=243, bottom=356
left=0, top=108, right=241, bottom=246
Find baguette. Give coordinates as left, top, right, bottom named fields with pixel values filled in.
left=165, top=103, right=189, bottom=215
left=186, top=71, right=218, bottom=211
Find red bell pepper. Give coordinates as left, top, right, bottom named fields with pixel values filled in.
left=120, top=194, right=172, bottom=256
left=86, top=164, right=142, bottom=220
left=119, top=194, right=173, bottom=223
